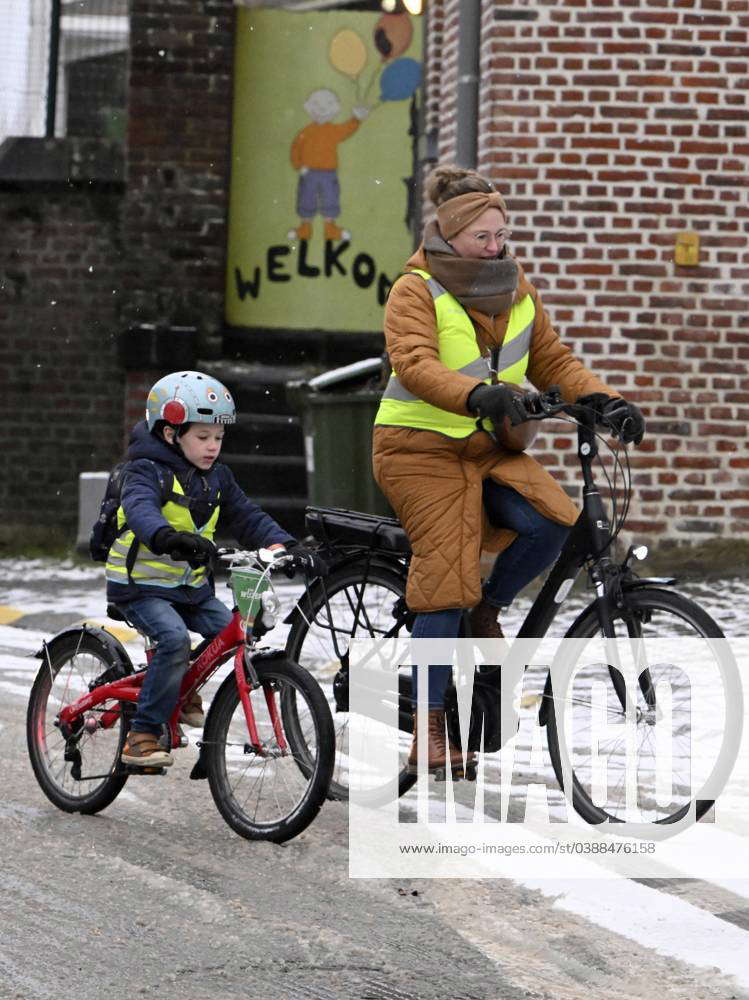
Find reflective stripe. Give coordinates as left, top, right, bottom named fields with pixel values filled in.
left=426, top=277, right=447, bottom=299
left=380, top=322, right=533, bottom=403
left=381, top=377, right=417, bottom=402
left=461, top=357, right=491, bottom=380
left=495, top=321, right=532, bottom=372
left=383, top=354, right=492, bottom=402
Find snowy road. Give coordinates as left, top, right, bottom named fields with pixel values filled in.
left=1, top=558, right=749, bottom=999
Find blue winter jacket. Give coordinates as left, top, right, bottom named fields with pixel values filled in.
left=106, top=421, right=295, bottom=604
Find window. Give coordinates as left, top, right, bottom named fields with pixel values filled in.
left=0, top=0, right=129, bottom=145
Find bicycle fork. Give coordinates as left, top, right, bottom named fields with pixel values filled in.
left=233, top=647, right=288, bottom=755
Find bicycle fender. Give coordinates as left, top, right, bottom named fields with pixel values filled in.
left=538, top=671, right=553, bottom=727
left=282, top=553, right=406, bottom=625
left=34, top=624, right=135, bottom=677
left=622, top=576, right=677, bottom=589
left=249, top=648, right=290, bottom=664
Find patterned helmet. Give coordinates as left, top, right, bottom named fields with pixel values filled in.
left=146, top=371, right=236, bottom=431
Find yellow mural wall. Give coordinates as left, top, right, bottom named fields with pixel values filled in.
left=226, top=8, right=422, bottom=331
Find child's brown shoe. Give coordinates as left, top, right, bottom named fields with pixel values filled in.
left=121, top=731, right=174, bottom=768
left=179, top=692, right=205, bottom=728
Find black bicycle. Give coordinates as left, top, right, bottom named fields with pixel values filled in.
left=285, top=388, right=741, bottom=825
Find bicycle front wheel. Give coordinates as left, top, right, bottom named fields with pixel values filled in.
left=546, top=587, right=740, bottom=826
left=27, top=632, right=130, bottom=814
left=205, top=657, right=335, bottom=843
left=285, top=561, right=415, bottom=801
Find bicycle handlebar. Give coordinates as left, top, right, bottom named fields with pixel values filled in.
left=497, top=385, right=625, bottom=435
left=216, top=547, right=293, bottom=568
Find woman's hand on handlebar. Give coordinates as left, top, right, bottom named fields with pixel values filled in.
left=576, top=393, right=645, bottom=445
left=467, top=383, right=530, bottom=426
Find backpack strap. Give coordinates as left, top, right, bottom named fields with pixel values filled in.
left=119, top=461, right=174, bottom=589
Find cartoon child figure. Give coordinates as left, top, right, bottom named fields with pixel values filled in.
left=288, top=88, right=369, bottom=243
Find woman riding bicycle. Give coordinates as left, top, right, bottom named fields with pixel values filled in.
left=372, top=164, right=645, bottom=771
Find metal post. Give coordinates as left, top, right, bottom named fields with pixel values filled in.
left=455, top=0, right=481, bottom=168
left=45, top=0, right=62, bottom=137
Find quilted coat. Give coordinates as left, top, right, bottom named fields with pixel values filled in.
left=372, top=246, right=615, bottom=613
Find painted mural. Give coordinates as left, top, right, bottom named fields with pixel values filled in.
left=226, top=9, right=422, bottom=331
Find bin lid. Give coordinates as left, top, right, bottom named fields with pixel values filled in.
left=305, top=357, right=382, bottom=392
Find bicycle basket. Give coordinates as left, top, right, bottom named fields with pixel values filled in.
left=230, top=567, right=270, bottom=624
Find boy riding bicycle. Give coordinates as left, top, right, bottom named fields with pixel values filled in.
left=105, top=370, right=323, bottom=769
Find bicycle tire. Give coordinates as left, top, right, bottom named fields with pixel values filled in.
left=27, top=632, right=130, bottom=814
left=204, top=657, right=335, bottom=843
left=545, top=587, right=740, bottom=827
left=285, top=561, right=415, bottom=801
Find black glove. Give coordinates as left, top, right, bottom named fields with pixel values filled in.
left=467, top=383, right=528, bottom=427
left=577, top=393, right=645, bottom=445
left=153, top=528, right=216, bottom=567
left=282, top=544, right=329, bottom=579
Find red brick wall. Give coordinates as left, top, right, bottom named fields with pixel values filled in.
left=424, top=0, right=749, bottom=546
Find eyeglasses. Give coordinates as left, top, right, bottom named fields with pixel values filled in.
left=469, top=228, right=512, bottom=244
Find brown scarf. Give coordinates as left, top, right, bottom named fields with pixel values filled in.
left=422, top=220, right=519, bottom=317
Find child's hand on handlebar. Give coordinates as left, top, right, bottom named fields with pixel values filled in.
left=157, top=529, right=217, bottom=567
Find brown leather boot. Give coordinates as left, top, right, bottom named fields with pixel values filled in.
left=179, top=691, right=204, bottom=728
left=407, top=709, right=472, bottom=774
left=467, top=598, right=505, bottom=639
left=121, top=731, right=173, bottom=768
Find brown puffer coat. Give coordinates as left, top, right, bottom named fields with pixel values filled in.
left=372, top=245, right=615, bottom=613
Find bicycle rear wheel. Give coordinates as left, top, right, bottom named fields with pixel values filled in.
left=27, top=632, right=130, bottom=814
left=546, top=588, right=740, bottom=826
left=285, top=561, right=415, bottom=801
left=204, top=657, right=335, bottom=843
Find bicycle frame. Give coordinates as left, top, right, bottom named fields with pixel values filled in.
left=55, top=608, right=287, bottom=758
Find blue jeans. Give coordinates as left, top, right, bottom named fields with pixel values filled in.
left=120, top=594, right=233, bottom=735
left=412, top=481, right=570, bottom=707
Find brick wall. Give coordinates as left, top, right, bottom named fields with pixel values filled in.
left=123, top=0, right=235, bottom=355
left=0, top=187, right=125, bottom=535
left=424, top=0, right=749, bottom=546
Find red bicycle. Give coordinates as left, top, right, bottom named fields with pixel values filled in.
left=26, top=549, right=335, bottom=843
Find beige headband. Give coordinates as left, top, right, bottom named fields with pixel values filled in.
left=436, top=190, right=508, bottom=241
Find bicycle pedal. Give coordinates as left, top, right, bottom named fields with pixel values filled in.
left=122, top=764, right=167, bottom=776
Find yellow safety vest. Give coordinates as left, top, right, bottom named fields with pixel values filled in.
left=374, top=268, right=534, bottom=438
left=105, top=477, right=220, bottom=589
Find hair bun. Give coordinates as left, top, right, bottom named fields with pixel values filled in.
left=424, top=164, right=494, bottom=206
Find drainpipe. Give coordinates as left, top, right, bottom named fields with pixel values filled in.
left=455, top=0, right=481, bottom=168
left=45, top=0, right=61, bottom=137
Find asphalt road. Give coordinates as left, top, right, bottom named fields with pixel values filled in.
left=1, top=563, right=748, bottom=999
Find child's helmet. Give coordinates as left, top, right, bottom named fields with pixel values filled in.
left=146, top=371, right=236, bottom=431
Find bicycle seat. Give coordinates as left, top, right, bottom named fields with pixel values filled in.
left=106, top=603, right=128, bottom=623
left=305, top=506, right=410, bottom=554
